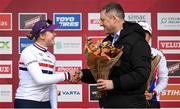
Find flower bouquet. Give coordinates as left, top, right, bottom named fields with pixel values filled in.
left=85, top=38, right=123, bottom=98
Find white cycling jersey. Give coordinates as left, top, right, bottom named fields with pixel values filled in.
left=15, top=42, right=70, bottom=108
left=149, top=48, right=169, bottom=101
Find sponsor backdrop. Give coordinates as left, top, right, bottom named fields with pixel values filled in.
left=0, top=0, right=180, bottom=108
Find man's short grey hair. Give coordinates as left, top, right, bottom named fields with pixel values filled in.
left=101, top=2, right=125, bottom=19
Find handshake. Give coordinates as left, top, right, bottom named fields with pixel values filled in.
left=68, top=69, right=83, bottom=83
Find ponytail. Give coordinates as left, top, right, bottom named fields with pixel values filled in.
left=27, top=32, right=34, bottom=40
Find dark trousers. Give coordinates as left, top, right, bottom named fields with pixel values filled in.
left=147, top=100, right=160, bottom=108
left=14, top=99, right=51, bottom=108
left=99, top=94, right=147, bottom=108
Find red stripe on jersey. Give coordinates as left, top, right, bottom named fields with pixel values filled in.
left=35, top=42, right=45, bottom=49
left=39, top=63, right=54, bottom=68
left=19, top=62, right=24, bottom=65
left=19, top=62, right=54, bottom=68
left=64, top=72, right=67, bottom=81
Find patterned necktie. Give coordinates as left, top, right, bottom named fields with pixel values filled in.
left=112, top=34, right=119, bottom=45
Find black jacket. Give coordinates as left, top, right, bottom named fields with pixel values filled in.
left=81, top=21, right=151, bottom=107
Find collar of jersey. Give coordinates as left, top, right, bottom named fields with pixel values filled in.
left=34, top=42, right=48, bottom=52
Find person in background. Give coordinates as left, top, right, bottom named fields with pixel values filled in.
left=75, top=2, right=151, bottom=108
left=138, top=22, right=168, bottom=108
left=14, top=19, right=76, bottom=109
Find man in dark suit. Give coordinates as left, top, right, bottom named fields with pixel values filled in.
left=76, top=2, right=151, bottom=108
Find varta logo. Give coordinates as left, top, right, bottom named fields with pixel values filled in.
left=60, top=91, right=80, bottom=95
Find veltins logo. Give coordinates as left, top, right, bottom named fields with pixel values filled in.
left=157, top=36, right=180, bottom=54
left=54, top=37, right=82, bottom=54
left=19, top=37, right=34, bottom=54
left=160, top=84, right=180, bottom=101
left=0, top=37, right=12, bottom=54
left=158, top=13, right=180, bottom=30
left=57, top=84, right=82, bottom=102
left=0, top=84, right=12, bottom=102
left=88, top=13, right=103, bottom=30
left=167, top=60, right=180, bottom=77
left=55, top=60, right=82, bottom=73
left=89, top=84, right=98, bottom=102
left=53, top=13, right=82, bottom=30
left=0, top=13, right=12, bottom=30
left=0, top=61, right=12, bottom=78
